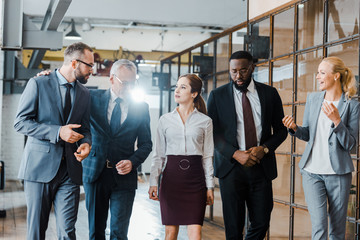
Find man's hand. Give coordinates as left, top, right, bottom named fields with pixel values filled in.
left=36, top=70, right=51, bottom=77
left=60, top=124, right=84, bottom=143
left=116, top=160, right=133, bottom=175
left=74, top=143, right=90, bottom=162
left=248, top=146, right=266, bottom=163
left=148, top=186, right=159, bottom=201
left=232, top=150, right=257, bottom=167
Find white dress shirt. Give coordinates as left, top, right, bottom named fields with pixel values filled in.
left=304, top=99, right=339, bottom=174
left=149, top=108, right=215, bottom=188
left=107, top=89, right=129, bottom=124
left=233, top=79, right=262, bottom=150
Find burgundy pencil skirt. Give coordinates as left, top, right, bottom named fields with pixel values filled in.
left=159, top=155, right=207, bottom=225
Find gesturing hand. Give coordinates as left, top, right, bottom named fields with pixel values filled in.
left=74, top=143, right=91, bottom=162
left=322, top=101, right=341, bottom=127
left=282, top=115, right=297, bottom=131
left=116, top=160, right=133, bottom=175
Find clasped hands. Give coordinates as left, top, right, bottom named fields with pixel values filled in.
left=233, top=146, right=265, bottom=167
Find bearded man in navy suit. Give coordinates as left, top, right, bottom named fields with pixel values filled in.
left=14, top=42, right=93, bottom=240
left=82, top=59, right=152, bottom=240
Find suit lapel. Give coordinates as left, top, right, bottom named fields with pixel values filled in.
left=50, top=72, right=65, bottom=123
left=226, top=83, right=237, bottom=133
left=102, top=89, right=111, bottom=133
left=310, top=91, right=325, bottom=138
left=329, top=93, right=347, bottom=137
left=254, top=81, right=266, bottom=127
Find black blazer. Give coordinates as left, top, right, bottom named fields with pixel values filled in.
left=207, top=81, right=287, bottom=180
left=82, top=89, right=152, bottom=190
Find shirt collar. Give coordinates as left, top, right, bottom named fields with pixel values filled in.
left=233, top=78, right=256, bottom=94
left=171, top=107, right=198, bottom=114
left=55, top=69, right=75, bottom=87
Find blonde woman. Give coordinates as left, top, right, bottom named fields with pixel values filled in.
left=149, top=74, right=214, bottom=240
left=283, top=57, right=360, bottom=239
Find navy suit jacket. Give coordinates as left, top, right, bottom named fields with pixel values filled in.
left=82, top=89, right=152, bottom=190
left=207, top=81, right=287, bottom=180
left=14, top=72, right=91, bottom=185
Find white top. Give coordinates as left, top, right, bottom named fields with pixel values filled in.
left=304, top=99, right=339, bottom=174
left=107, top=89, right=129, bottom=124
left=149, top=108, right=215, bottom=188
left=233, top=79, right=262, bottom=150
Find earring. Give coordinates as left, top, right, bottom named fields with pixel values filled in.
left=334, top=77, right=337, bottom=81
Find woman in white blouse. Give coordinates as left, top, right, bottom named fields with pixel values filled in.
left=148, top=74, right=214, bottom=240
left=283, top=57, right=360, bottom=239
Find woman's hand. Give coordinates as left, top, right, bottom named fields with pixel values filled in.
left=148, top=186, right=159, bottom=201
left=206, top=189, right=214, bottom=206
left=282, top=115, right=298, bottom=131
left=322, top=101, right=341, bottom=127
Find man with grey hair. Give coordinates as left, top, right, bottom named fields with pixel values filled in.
left=82, top=59, right=152, bottom=239
left=14, top=42, right=93, bottom=239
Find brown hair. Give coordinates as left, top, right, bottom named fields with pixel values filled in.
left=179, top=74, right=207, bottom=114
left=64, top=42, right=93, bottom=64
left=321, top=56, right=357, bottom=98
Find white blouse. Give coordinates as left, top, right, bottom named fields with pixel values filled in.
left=149, top=108, right=215, bottom=188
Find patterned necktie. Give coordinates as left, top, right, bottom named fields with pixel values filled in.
left=241, top=89, right=257, bottom=149
left=110, top=97, right=122, bottom=134
left=64, top=83, right=72, bottom=123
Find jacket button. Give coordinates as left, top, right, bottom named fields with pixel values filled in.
left=329, top=142, right=333, bottom=146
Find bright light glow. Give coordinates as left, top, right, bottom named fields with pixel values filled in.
left=298, top=3, right=304, bottom=9
left=131, top=88, right=146, bottom=102
left=136, top=74, right=140, bottom=79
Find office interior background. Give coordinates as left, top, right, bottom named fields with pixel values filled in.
left=0, top=0, right=359, bottom=239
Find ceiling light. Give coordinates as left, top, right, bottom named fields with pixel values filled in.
left=65, top=19, right=82, bottom=40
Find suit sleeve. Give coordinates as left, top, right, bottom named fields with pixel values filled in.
left=14, top=78, right=59, bottom=144
left=129, top=104, right=153, bottom=169
left=262, top=87, right=288, bottom=152
left=207, top=91, right=238, bottom=162
left=333, top=100, right=360, bottom=151
left=78, top=93, right=92, bottom=146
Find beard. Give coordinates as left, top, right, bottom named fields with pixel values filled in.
left=74, top=69, right=89, bottom=84
left=232, top=77, right=252, bottom=92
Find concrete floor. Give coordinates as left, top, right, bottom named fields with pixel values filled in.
left=0, top=179, right=226, bottom=240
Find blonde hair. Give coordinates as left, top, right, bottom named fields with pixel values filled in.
left=179, top=74, right=207, bottom=115
left=322, top=56, right=357, bottom=98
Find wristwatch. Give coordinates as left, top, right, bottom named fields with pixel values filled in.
left=262, top=144, right=269, bottom=154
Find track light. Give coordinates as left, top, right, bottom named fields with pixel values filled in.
left=65, top=19, right=82, bottom=40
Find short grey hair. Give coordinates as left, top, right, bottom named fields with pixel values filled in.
left=110, top=59, right=137, bottom=76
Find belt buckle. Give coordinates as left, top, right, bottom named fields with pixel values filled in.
left=179, top=159, right=190, bottom=170
left=106, top=160, right=113, bottom=168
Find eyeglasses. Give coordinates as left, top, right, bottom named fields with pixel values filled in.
left=113, top=74, right=137, bottom=87
left=231, top=65, right=252, bottom=77
left=76, top=59, right=94, bottom=68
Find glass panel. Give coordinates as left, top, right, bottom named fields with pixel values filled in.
left=216, top=35, right=229, bottom=73
left=298, top=0, right=324, bottom=50
left=297, top=50, right=323, bottom=102
left=273, top=154, right=291, bottom=202
left=327, top=41, right=359, bottom=79
left=269, top=204, right=289, bottom=239
left=294, top=105, right=307, bottom=155
left=253, top=64, right=269, bottom=84
left=232, top=28, right=247, bottom=52
left=191, top=47, right=201, bottom=74
left=180, top=53, right=190, bottom=75
left=249, top=18, right=270, bottom=61
left=294, top=208, right=312, bottom=239
left=328, top=0, right=359, bottom=41
left=273, top=57, right=293, bottom=103
left=345, top=221, right=356, bottom=239
left=294, top=157, right=307, bottom=206
left=273, top=8, right=294, bottom=57
left=347, top=171, right=357, bottom=218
